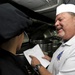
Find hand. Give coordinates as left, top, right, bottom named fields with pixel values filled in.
left=42, top=55, right=51, bottom=61
left=29, top=55, right=41, bottom=67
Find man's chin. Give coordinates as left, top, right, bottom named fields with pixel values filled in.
left=57, top=33, right=65, bottom=38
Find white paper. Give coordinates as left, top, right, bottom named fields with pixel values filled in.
left=23, top=44, right=50, bottom=68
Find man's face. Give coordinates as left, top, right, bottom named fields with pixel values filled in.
left=55, top=12, right=75, bottom=40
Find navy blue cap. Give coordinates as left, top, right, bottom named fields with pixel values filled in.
left=0, top=3, right=32, bottom=43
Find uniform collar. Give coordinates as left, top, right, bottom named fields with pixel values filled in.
left=62, top=35, right=75, bottom=46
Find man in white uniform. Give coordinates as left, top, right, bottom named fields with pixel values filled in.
left=30, top=4, right=75, bottom=75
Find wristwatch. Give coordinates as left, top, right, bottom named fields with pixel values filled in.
left=35, top=64, right=42, bottom=70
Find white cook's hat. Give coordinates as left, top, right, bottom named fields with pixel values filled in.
left=56, top=4, right=75, bottom=15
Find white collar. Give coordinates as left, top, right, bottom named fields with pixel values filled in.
left=62, top=36, right=75, bottom=46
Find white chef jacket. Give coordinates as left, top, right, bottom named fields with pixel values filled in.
left=47, top=35, right=75, bottom=75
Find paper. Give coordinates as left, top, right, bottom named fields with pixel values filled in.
left=23, top=44, right=50, bottom=68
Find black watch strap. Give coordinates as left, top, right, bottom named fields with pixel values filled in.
left=35, top=64, right=42, bottom=70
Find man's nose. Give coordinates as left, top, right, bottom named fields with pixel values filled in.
left=54, top=20, right=59, bottom=26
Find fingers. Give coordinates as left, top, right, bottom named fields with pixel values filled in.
left=42, top=55, right=51, bottom=61
left=29, top=55, right=41, bottom=67
left=29, top=55, right=33, bottom=58
left=29, top=55, right=38, bottom=61
left=29, top=55, right=35, bottom=59
left=42, top=55, right=48, bottom=59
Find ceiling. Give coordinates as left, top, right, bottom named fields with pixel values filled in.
left=12, top=0, right=63, bottom=20
left=0, top=0, right=75, bottom=23
left=12, top=0, right=75, bottom=21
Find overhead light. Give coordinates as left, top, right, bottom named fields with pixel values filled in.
left=45, top=0, right=49, bottom=3
left=45, top=0, right=51, bottom=3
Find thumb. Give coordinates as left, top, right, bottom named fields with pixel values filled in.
left=29, top=55, right=34, bottom=59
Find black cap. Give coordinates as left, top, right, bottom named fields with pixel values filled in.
left=0, top=3, right=32, bottom=43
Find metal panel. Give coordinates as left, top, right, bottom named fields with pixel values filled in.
left=12, top=0, right=63, bottom=20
